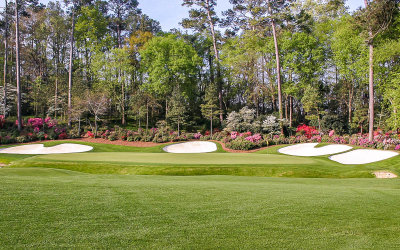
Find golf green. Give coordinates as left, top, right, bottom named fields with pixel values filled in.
left=5, top=141, right=398, bottom=178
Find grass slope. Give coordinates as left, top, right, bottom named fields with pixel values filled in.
left=33, top=152, right=317, bottom=165
left=1, top=168, right=400, bottom=249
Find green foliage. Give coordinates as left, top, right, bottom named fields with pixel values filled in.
left=351, top=99, right=369, bottom=133
left=320, top=114, right=347, bottom=135
left=91, top=48, right=133, bottom=115
left=301, top=85, right=322, bottom=126
left=384, top=74, right=400, bottom=129
left=281, top=30, right=325, bottom=88
left=181, top=0, right=218, bottom=33
left=331, top=15, right=368, bottom=80
left=140, top=34, right=202, bottom=98
left=2, top=0, right=400, bottom=141
left=75, top=6, right=111, bottom=51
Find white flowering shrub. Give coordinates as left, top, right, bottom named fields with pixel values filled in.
left=262, top=115, right=280, bottom=134
left=226, top=111, right=241, bottom=131
left=226, top=107, right=262, bottom=132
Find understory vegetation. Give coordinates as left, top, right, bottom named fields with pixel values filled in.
left=2, top=112, right=400, bottom=151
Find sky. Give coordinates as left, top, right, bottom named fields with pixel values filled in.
left=140, top=0, right=365, bottom=31
left=1, top=0, right=365, bottom=31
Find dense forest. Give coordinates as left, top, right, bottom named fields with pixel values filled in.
left=1, top=0, right=400, bottom=148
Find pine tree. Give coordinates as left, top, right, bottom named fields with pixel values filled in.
left=182, top=0, right=225, bottom=123
left=357, top=0, right=398, bottom=141
left=167, top=87, right=187, bottom=136
left=201, top=84, right=219, bottom=137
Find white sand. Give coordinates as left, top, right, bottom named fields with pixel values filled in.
left=373, top=171, right=398, bottom=179
left=329, top=149, right=399, bottom=165
left=163, top=141, right=217, bottom=153
left=0, top=143, right=93, bottom=155
left=278, top=143, right=352, bottom=156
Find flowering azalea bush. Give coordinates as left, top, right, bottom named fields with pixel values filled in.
left=0, top=117, right=69, bottom=145
left=221, top=126, right=400, bottom=151
left=226, top=137, right=259, bottom=150
left=194, top=132, right=202, bottom=139
left=296, top=124, right=319, bottom=138
left=245, top=133, right=262, bottom=143
left=58, top=132, right=68, bottom=140
left=27, top=118, right=44, bottom=129
left=224, top=131, right=267, bottom=150
left=0, top=115, right=5, bottom=128
left=86, top=131, right=94, bottom=138
left=231, top=131, right=238, bottom=139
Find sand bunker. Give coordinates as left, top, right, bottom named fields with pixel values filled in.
left=373, top=171, right=398, bottom=179
left=0, top=143, right=93, bottom=155
left=329, top=149, right=398, bottom=165
left=278, top=143, right=352, bottom=156
left=163, top=141, right=217, bottom=153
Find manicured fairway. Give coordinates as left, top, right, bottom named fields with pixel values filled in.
left=1, top=168, right=400, bottom=249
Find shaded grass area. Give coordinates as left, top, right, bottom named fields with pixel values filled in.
left=1, top=168, right=400, bottom=248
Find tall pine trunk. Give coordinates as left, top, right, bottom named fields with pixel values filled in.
left=285, top=95, right=288, bottom=119
left=120, top=66, right=125, bottom=125
left=94, top=117, right=98, bottom=138
left=146, top=100, right=149, bottom=132
left=268, top=0, right=283, bottom=133
left=289, top=96, right=293, bottom=127
left=68, top=12, right=75, bottom=126
left=205, top=0, right=223, bottom=124
left=15, top=0, right=22, bottom=131
left=368, top=43, right=374, bottom=141
left=210, top=107, right=213, bottom=137
left=348, top=83, right=353, bottom=124
left=178, top=120, right=180, bottom=137
left=3, top=0, right=8, bottom=117
left=364, top=0, right=374, bottom=142
left=55, top=56, right=58, bottom=119
left=117, top=17, right=125, bottom=125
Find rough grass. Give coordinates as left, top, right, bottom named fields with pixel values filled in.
left=1, top=168, right=400, bottom=249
